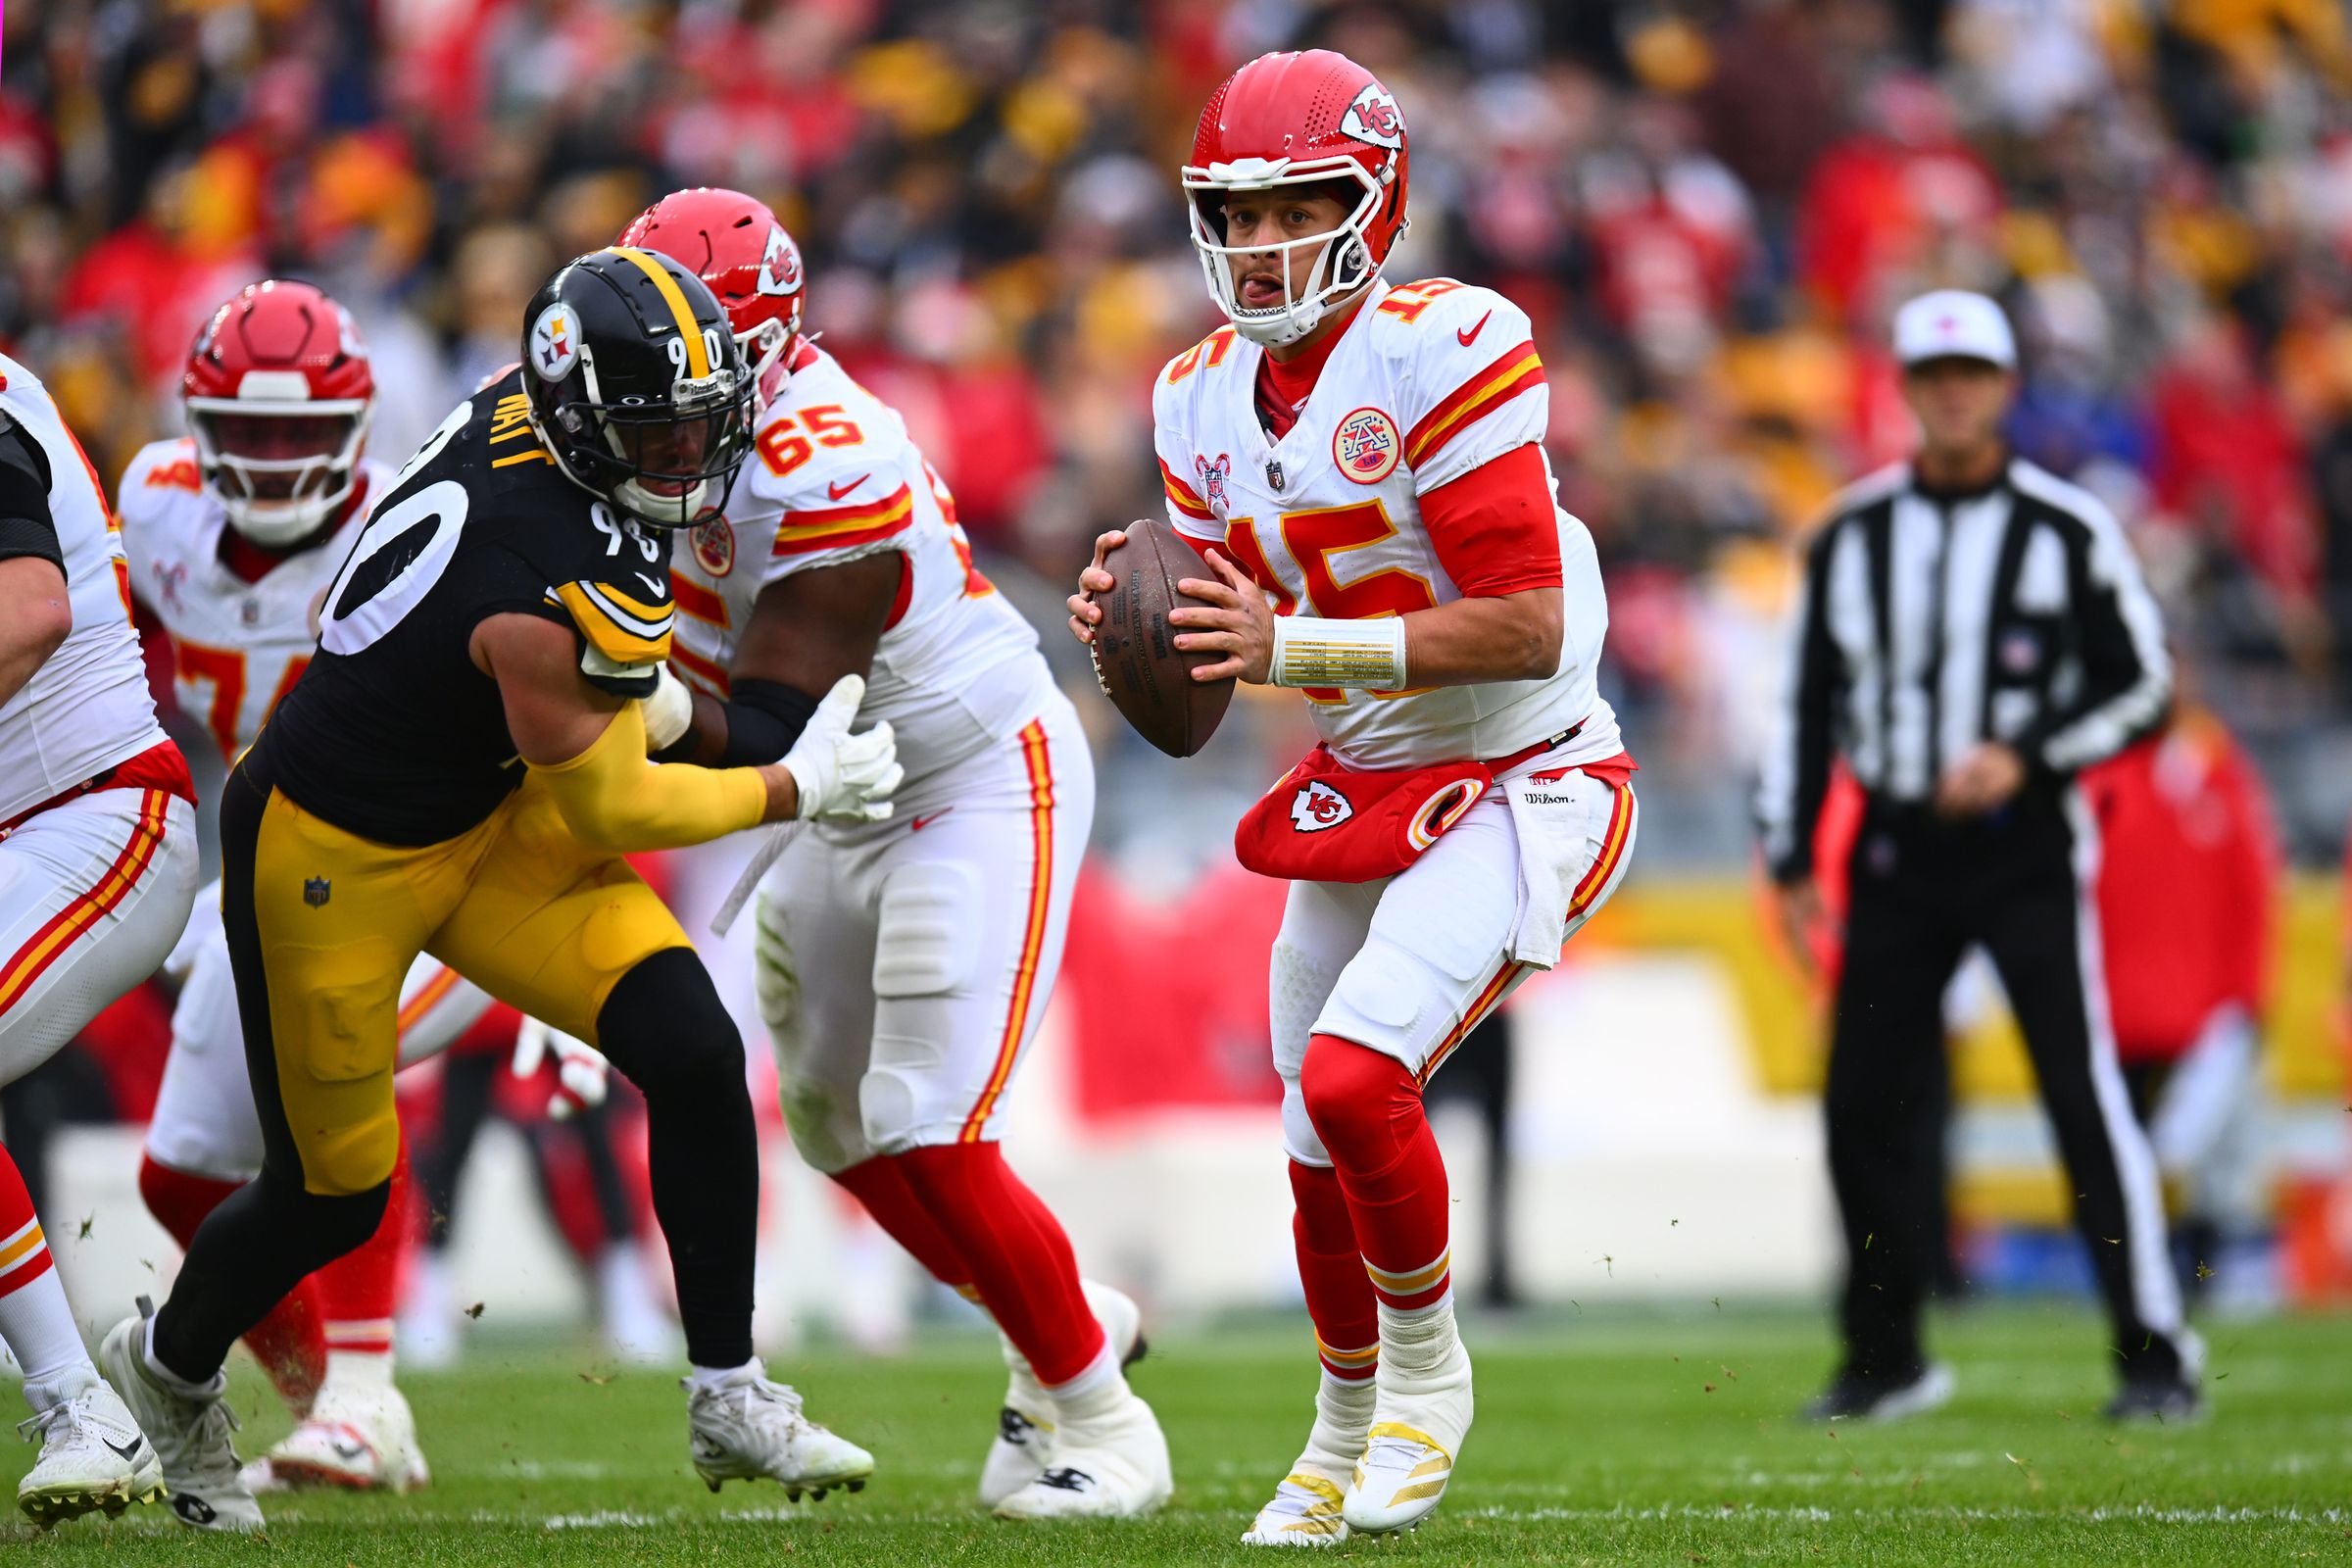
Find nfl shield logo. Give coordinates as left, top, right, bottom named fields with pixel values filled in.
left=304, top=876, right=331, bottom=907
left=1265, top=459, right=1286, bottom=493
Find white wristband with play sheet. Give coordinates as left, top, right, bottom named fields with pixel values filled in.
left=1269, top=614, right=1407, bottom=691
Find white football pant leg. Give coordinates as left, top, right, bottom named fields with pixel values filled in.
left=857, top=702, right=1093, bottom=1154
left=1267, top=878, right=1378, bottom=1167
left=0, top=791, right=197, bottom=1089
left=757, top=830, right=880, bottom=1175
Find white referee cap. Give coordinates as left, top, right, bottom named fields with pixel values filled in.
left=1892, top=289, right=2017, bottom=369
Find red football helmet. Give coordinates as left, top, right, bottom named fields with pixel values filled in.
left=617, top=188, right=806, bottom=392
left=1184, top=50, right=1411, bottom=347
left=182, top=279, right=375, bottom=546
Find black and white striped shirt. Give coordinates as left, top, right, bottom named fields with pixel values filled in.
left=1756, top=456, right=2171, bottom=883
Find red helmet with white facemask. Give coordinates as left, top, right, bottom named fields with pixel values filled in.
left=616, top=188, right=807, bottom=392
left=1184, top=50, right=1411, bottom=348
left=182, top=279, right=376, bottom=547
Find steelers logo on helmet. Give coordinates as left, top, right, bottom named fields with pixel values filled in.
left=1333, top=407, right=1400, bottom=484
left=758, top=226, right=803, bottom=298
left=691, top=514, right=736, bottom=577
left=1339, top=81, right=1406, bottom=150
left=531, top=301, right=582, bottom=382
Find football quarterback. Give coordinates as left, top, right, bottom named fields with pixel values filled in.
left=1070, top=50, right=1638, bottom=1542
left=98, top=250, right=897, bottom=1531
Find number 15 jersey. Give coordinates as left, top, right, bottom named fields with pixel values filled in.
left=1152, top=277, right=1619, bottom=772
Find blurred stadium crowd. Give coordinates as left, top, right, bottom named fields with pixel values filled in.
left=8, top=0, right=2352, bottom=867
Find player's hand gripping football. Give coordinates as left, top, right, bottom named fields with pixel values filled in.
left=1066, top=527, right=1127, bottom=646
left=511, top=1015, right=611, bottom=1121
left=1167, top=550, right=1274, bottom=684
left=779, top=673, right=903, bottom=824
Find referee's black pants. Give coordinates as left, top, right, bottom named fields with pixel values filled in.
left=1827, top=783, right=2189, bottom=1387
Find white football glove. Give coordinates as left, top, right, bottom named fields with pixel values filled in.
left=511, top=1016, right=611, bottom=1121
left=780, top=673, right=903, bottom=824
left=642, top=664, right=694, bottom=753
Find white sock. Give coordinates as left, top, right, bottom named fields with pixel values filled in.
left=0, top=1266, right=91, bottom=1405
left=1045, top=1343, right=1127, bottom=1423
left=1301, top=1371, right=1376, bottom=1475
left=1376, top=1293, right=1459, bottom=1383
left=684, top=1357, right=760, bottom=1394
left=322, top=1348, right=395, bottom=1390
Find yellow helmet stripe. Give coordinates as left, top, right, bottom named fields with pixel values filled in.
left=604, top=245, right=710, bottom=379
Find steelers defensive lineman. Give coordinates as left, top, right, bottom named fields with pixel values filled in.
left=96, top=249, right=901, bottom=1531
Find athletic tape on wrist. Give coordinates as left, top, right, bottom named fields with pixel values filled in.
left=1270, top=614, right=1407, bottom=691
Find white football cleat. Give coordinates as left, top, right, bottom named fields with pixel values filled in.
left=685, top=1365, right=874, bottom=1500
left=1240, top=1471, right=1351, bottom=1546
left=1343, top=1303, right=1472, bottom=1536
left=991, top=1386, right=1170, bottom=1521
left=978, top=1279, right=1147, bottom=1507
left=253, top=1379, right=429, bottom=1493
left=94, top=1304, right=263, bottom=1533
left=14, top=1366, right=166, bottom=1527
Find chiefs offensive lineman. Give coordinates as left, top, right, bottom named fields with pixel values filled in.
left=119, top=281, right=522, bottom=1495
left=1071, top=52, right=1638, bottom=1542
left=0, top=356, right=200, bottom=1523
left=618, top=189, right=1167, bottom=1520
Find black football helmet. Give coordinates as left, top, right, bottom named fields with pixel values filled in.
left=520, top=247, right=754, bottom=529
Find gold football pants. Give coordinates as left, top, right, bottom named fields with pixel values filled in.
left=220, top=756, right=689, bottom=1196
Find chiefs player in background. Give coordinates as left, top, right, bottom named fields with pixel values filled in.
left=1073, top=51, right=1637, bottom=1542
left=119, top=281, right=507, bottom=1493
left=618, top=189, right=1163, bottom=1521
left=2082, top=681, right=2281, bottom=1303
left=0, top=353, right=201, bottom=1524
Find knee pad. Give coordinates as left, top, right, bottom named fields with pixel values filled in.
left=871, top=859, right=980, bottom=1001
left=778, top=1073, right=866, bottom=1175
left=1280, top=1072, right=1330, bottom=1167
left=1312, top=930, right=1476, bottom=1057
left=1299, top=1033, right=1418, bottom=1168
left=599, top=947, right=744, bottom=1091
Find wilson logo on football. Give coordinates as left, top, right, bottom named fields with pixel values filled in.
left=1291, top=780, right=1354, bottom=833
left=1339, top=82, right=1405, bottom=149
left=691, top=516, right=735, bottom=577
left=1333, top=407, right=1400, bottom=484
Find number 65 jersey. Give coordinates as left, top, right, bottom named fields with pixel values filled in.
left=1152, top=276, right=1619, bottom=772
left=670, top=341, right=1047, bottom=801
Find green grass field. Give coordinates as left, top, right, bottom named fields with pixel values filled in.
left=7, top=1304, right=2349, bottom=1564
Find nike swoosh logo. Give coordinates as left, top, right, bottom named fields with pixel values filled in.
left=332, top=1440, right=368, bottom=1460
left=908, top=809, right=952, bottom=832
left=633, top=571, right=663, bottom=598
left=103, top=1435, right=144, bottom=1461
left=827, top=474, right=869, bottom=502
left=1457, top=311, right=1493, bottom=348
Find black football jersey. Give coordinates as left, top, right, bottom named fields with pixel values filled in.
left=259, top=368, right=678, bottom=846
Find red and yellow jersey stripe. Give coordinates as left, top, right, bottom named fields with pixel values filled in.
left=1403, top=340, right=1544, bottom=470
left=1158, top=457, right=1214, bottom=522
left=773, top=482, right=914, bottom=558
left=0, top=789, right=172, bottom=1015
left=959, top=720, right=1055, bottom=1142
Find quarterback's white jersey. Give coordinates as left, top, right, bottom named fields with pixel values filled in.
left=117, top=440, right=387, bottom=764
left=0, top=354, right=174, bottom=821
left=673, top=342, right=1048, bottom=797
left=1152, top=277, right=1619, bottom=771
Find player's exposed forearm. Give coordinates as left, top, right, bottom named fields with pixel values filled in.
left=532, top=700, right=784, bottom=852
left=1394, top=588, right=1562, bottom=688
left=0, top=556, right=71, bottom=707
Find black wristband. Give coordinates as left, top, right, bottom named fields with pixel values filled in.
left=713, top=677, right=823, bottom=767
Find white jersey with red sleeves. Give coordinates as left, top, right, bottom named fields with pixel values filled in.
left=674, top=342, right=1048, bottom=794
left=117, top=439, right=386, bottom=765
left=0, top=354, right=173, bottom=821
left=1152, top=277, right=1619, bottom=771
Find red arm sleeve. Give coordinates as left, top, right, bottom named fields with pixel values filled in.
left=2221, top=745, right=2281, bottom=1010
left=1419, top=443, right=1562, bottom=598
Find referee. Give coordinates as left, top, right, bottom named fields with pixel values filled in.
left=1757, top=290, right=2201, bottom=1422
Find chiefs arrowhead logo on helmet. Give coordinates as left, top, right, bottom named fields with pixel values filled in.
left=758, top=225, right=803, bottom=298
left=1339, top=83, right=1405, bottom=149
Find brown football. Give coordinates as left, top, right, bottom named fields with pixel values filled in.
left=1088, top=516, right=1235, bottom=758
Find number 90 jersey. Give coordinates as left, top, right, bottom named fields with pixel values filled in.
left=1152, top=277, right=1620, bottom=772
left=671, top=343, right=1047, bottom=796
left=118, top=439, right=388, bottom=766
left=258, top=368, right=684, bottom=847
